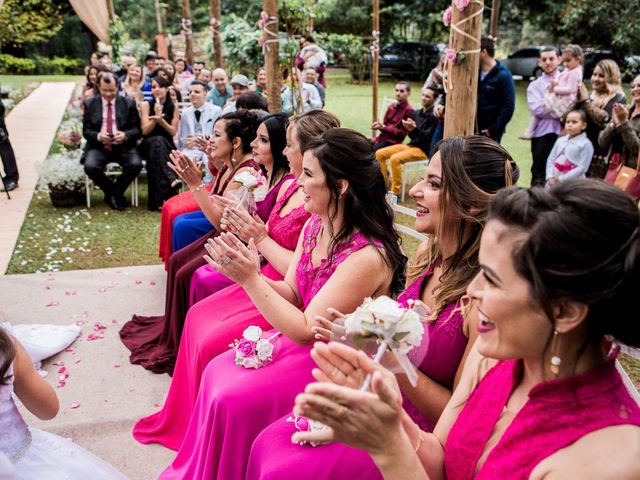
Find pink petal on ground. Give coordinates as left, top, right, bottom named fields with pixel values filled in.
left=135, top=280, right=142, bottom=284
left=111, top=319, right=118, bottom=324
left=65, top=347, right=74, bottom=353
left=94, top=322, right=107, bottom=331
left=70, top=402, right=80, bottom=409
left=57, top=380, right=66, bottom=388
left=45, top=286, right=51, bottom=290
left=86, top=333, right=98, bottom=341
left=75, top=320, right=85, bottom=326
left=74, top=358, right=81, bottom=364
left=57, top=367, right=67, bottom=374
left=113, top=364, right=121, bottom=368
left=149, top=280, right=156, bottom=285
left=65, top=291, right=77, bottom=296
left=98, top=287, right=108, bottom=293
left=46, top=301, right=60, bottom=307
left=52, top=361, right=64, bottom=366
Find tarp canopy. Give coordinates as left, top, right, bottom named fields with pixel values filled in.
left=68, top=0, right=110, bottom=44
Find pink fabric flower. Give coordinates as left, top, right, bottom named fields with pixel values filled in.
left=454, top=0, right=470, bottom=11
left=293, top=415, right=310, bottom=431
left=258, top=36, right=266, bottom=46
left=443, top=7, right=453, bottom=27
left=237, top=339, right=256, bottom=358
left=445, top=48, right=457, bottom=65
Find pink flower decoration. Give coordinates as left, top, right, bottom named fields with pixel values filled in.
left=443, top=7, right=453, bottom=27
left=237, top=339, right=256, bottom=358
left=454, top=0, right=470, bottom=11
left=258, top=36, right=266, bottom=46
left=445, top=47, right=457, bottom=65
left=293, top=416, right=310, bottom=431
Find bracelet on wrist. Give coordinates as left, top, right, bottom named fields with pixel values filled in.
left=254, top=230, right=268, bottom=244
left=191, top=183, right=206, bottom=193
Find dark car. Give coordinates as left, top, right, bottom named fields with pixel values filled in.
left=583, top=50, right=625, bottom=78
left=378, top=42, right=441, bottom=81
left=500, top=46, right=557, bottom=79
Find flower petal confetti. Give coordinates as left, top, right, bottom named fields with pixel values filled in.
left=70, top=402, right=80, bottom=409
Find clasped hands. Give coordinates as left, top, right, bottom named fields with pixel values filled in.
left=203, top=232, right=261, bottom=284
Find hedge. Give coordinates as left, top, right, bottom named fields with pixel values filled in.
left=0, top=53, right=85, bottom=75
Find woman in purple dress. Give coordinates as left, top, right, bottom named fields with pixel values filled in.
left=157, top=128, right=407, bottom=479
left=246, top=135, right=519, bottom=479
left=291, top=179, right=640, bottom=479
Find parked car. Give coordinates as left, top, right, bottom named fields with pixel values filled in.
left=500, top=46, right=557, bottom=79
left=583, top=49, right=625, bottom=78
left=378, top=42, right=442, bottom=81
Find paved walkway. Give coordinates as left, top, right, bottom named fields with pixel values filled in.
left=0, top=82, right=76, bottom=274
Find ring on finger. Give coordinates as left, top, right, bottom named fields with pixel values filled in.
left=336, top=405, right=347, bottom=419
left=221, top=256, right=232, bottom=265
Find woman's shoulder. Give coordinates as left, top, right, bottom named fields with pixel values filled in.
left=531, top=425, right=640, bottom=480
left=275, top=177, right=297, bottom=202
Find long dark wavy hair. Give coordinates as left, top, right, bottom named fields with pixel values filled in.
left=262, top=113, right=290, bottom=188
left=303, top=128, right=407, bottom=295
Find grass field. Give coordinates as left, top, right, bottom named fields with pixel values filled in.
left=0, top=75, right=83, bottom=90
left=6, top=72, right=532, bottom=274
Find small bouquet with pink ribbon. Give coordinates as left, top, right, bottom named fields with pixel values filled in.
left=231, top=326, right=281, bottom=369
left=57, top=130, right=83, bottom=149
left=231, top=170, right=268, bottom=214
left=287, top=413, right=328, bottom=447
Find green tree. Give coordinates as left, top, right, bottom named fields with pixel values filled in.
left=0, top=0, right=64, bottom=50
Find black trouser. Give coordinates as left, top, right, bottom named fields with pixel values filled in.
left=372, top=140, right=396, bottom=152
left=0, top=110, right=19, bottom=183
left=84, top=147, right=142, bottom=199
left=531, top=133, right=558, bottom=187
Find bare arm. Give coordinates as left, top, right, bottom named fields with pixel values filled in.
left=140, top=102, right=157, bottom=136
left=12, top=338, right=59, bottom=420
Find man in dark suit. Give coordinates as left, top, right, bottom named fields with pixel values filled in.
left=82, top=72, right=142, bottom=210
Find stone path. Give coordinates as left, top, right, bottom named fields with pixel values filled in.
left=0, top=82, right=76, bottom=274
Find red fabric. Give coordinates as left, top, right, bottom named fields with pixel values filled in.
left=374, top=100, right=414, bottom=146
left=105, top=101, right=113, bottom=151
left=158, top=185, right=214, bottom=269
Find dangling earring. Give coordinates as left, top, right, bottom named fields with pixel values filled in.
left=550, top=330, right=562, bottom=377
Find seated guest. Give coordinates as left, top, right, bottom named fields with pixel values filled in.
left=281, top=78, right=323, bottom=114
left=179, top=81, right=223, bottom=185
left=143, top=53, right=158, bottom=81
left=163, top=61, right=176, bottom=85
left=235, top=92, right=269, bottom=112
left=173, top=59, right=193, bottom=91
left=222, top=74, right=250, bottom=114
left=290, top=179, right=640, bottom=480
left=83, top=64, right=109, bottom=103
left=142, top=68, right=170, bottom=102
left=82, top=72, right=142, bottom=211
left=251, top=67, right=268, bottom=94
left=183, top=67, right=212, bottom=94
left=150, top=129, right=407, bottom=478
left=246, top=135, right=519, bottom=480
left=376, top=86, right=439, bottom=197
left=371, top=81, right=414, bottom=151
left=155, top=56, right=166, bottom=68
left=119, top=64, right=144, bottom=104
left=116, top=55, right=137, bottom=82
left=303, top=67, right=325, bottom=106
left=206, top=68, right=233, bottom=108
left=140, top=76, right=181, bottom=211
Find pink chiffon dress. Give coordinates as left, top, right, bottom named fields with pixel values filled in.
left=189, top=175, right=296, bottom=307
left=246, top=263, right=468, bottom=480
left=132, top=183, right=310, bottom=450
left=158, top=216, right=379, bottom=480
left=445, top=358, right=640, bottom=479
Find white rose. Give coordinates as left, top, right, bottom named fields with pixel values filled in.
left=243, top=325, right=263, bottom=342
left=393, top=311, right=424, bottom=353
left=344, top=307, right=375, bottom=334
left=253, top=184, right=268, bottom=202
left=256, top=339, right=274, bottom=361
left=368, top=296, right=406, bottom=328
left=234, top=171, right=259, bottom=188
left=242, top=357, right=262, bottom=369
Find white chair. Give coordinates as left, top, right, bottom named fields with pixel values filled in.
left=85, top=162, right=138, bottom=208
left=386, top=192, right=427, bottom=242
left=400, top=159, right=429, bottom=202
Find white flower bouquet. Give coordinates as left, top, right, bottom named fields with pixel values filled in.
left=38, top=148, right=86, bottom=192
left=231, top=326, right=281, bottom=369
left=231, top=170, right=268, bottom=214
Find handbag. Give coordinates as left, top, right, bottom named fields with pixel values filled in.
left=605, top=150, right=640, bottom=203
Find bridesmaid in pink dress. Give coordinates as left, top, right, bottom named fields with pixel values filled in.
left=246, top=135, right=520, bottom=479
left=291, top=179, right=640, bottom=479
left=157, top=128, right=408, bottom=479
left=187, top=112, right=296, bottom=305
left=132, top=111, right=340, bottom=448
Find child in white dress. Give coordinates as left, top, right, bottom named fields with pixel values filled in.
left=522, top=45, right=584, bottom=139
left=546, top=109, right=594, bottom=185
left=0, top=329, right=128, bottom=479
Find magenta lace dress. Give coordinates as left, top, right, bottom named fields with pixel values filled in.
left=445, top=359, right=640, bottom=479
left=158, top=216, right=379, bottom=480
left=188, top=177, right=301, bottom=304
left=245, top=264, right=468, bottom=480
left=132, top=183, right=309, bottom=451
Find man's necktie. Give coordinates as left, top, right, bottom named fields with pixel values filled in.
left=194, top=109, right=202, bottom=122
left=105, top=101, right=113, bottom=151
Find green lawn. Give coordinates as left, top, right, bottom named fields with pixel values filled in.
left=7, top=71, right=533, bottom=274
left=0, top=74, right=83, bottom=90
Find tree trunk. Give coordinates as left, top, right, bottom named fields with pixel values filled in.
left=306, top=0, right=314, bottom=35
left=372, top=0, right=380, bottom=138
left=182, top=0, right=194, bottom=65
left=444, top=0, right=484, bottom=138
left=490, top=0, right=500, bottom=39
left=263, top=0, right=282, bottom=112
left=210, top=0, right=223, bottom=68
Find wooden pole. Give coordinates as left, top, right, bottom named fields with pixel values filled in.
left=106, top=0, right=115, bottom=21
left=154, top=0, right=169, bottom=59
left=306, top=0, right=314, bottom=35
left=372, top=0, right=380, bottom=138
left=182, top=0, right=194, bottom=65
left=443, top=0, right=484, bottom=138
left=489, top=0, right=500, bottom=39
left=210, top=0, right=223, bottom=68
left=263, top=0, right=282, bottom=112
